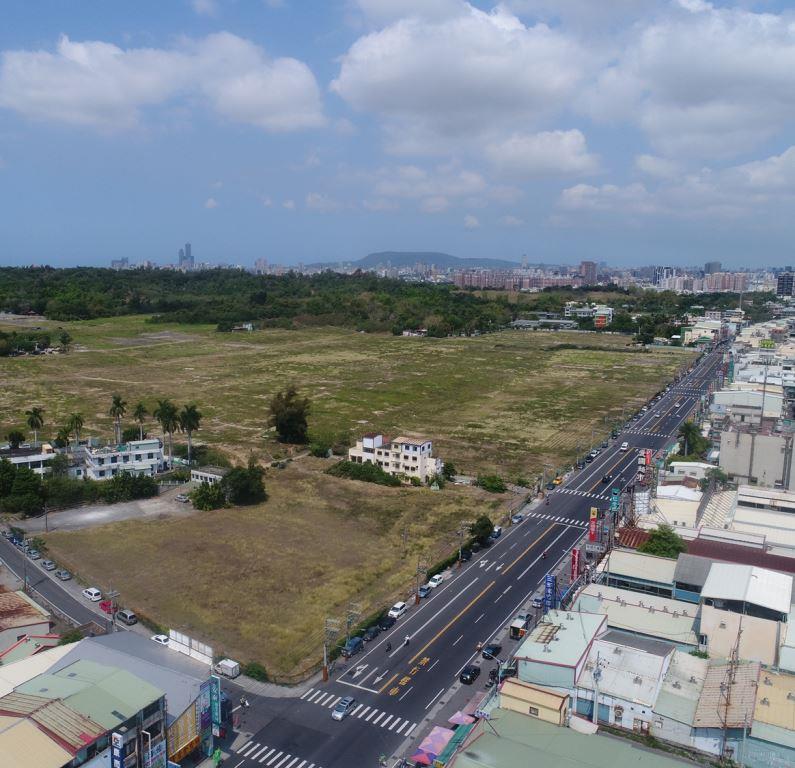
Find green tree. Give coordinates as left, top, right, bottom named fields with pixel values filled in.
left=54, top=424, right=72, bottom=448
left=58, top=629, right=84, bottom=645
left=67, top=413, right=84, bottom=444
left=49, top=453, right=70, bottom=477
left=0, top=458, right=15, bottom=497
left=132, top=402, right=148, bottom=441
left=154, top=399, right=179, bottom=469
left=221, top=460, right=268, bottom=505
left=678, top=420, right=707, bottom=457
left=639, top=524, right=686, bottom=559
left=109, top=394, right=127, bottom=444
left=442, top=461, right=457, bottom=480
left=4, top=466, right=44, bottom=516
left=700, top=467, right=729, bottom=491
left=267, top=385, right=310, bottom=443
left=470, top=515, right=494, bottom=543
left=477, top=474, right=507, bottom=493
left=191, top=482, right=227, bottom=511
left=25, top=407, right=45, bottom=446
left=58, top=331, right=72, bottom=350
left=6, top=430, right=25, bottom=449
left=179, top=404, right=202, bottom=463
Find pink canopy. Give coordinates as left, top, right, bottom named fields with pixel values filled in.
left=448, top=711, right=476, bottom=726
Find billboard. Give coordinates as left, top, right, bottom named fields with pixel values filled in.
left=589, top=507, right=598, bottom=542
left=544, top=573, right=557, bottom=611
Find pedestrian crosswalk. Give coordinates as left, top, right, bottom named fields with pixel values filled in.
left=524, top=511, right=587, bottom=528
left=298, top=688, right=418, bottom=736
left=235, top=741, right=322, bottom=768
left=624, top=429, right=661, bottom=436
left=556, top=487, right=610, bottom=501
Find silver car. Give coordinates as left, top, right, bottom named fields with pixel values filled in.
left=332, top=696, right=356, bottom=721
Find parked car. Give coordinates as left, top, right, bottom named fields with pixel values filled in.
left=470, top=541, right=482, bottom=553
left=1, top=530, right=14, bottom=539
left=117, top=609, right=138, bottom=626
left=576, top=460, right=585, bottom=469
left=459, top=665, right=481, bottom=685
left=175, top=493, right=190, bottom=503
left=482, top=643, right=502, bottom=660
left=378, top=614, right=396, bottom=631
left=428, top=574, right=444, bottom=589
left=363, top=625, right=381, bottom=641
left=460, top=548, right=472, bottom=561
left=54, top=569, right=71, bottom=581
left=332, top=696, right=357, bottom=721
left=151, top=634, right=170, bottom=646
left=490, top=526, right=503, bottom=539
left=585, top=454, right=594, bottom=463
left=341, top=636, right=364, bottom=658
left=553, top=477, right=563, bottom=485
left=82, top=587, right=102, bottom=602
left=510, top=513, right=524, bottom=524
left=545, top=482, right=556, bottom=491
left=601, top=440, right=609, bottom=449
left=388, top=601, right=408, bottom=619
left=418, top=584, right=432, bottom=599
left=531, top=597, right=544, bottom=610
left=27, top=549, right=41, bottom=560
left=40, top=559, right=56, bottom=571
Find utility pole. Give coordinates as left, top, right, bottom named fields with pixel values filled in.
left=345, top=602, right=362, bottom=643
left=322, top=618, right=341, bottom=682
left=592, top=652, right=603, bottom=725
left=457, top=521, right=474, bottom=568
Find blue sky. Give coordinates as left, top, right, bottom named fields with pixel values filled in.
left=1, top=0, right=795, bottom=268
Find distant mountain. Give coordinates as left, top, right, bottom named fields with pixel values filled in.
left=353, top=251, right=523, bottom=270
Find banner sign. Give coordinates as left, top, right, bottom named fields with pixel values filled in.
left=210, top=675, right=222, bottom=727
left=589, top=507, right=598, bottom=542
left=544, top=573, right=557, bottom=611
left=571, top=549, right=580, bottom=581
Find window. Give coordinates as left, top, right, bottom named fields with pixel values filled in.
left=98, top=458, right=104, bottom=465
left=111, top=456, right=117, bottom=463
left=147, top=452, right=154, bottom=459
left=99, top=470, right=105, bottom=477
left=135, top=454, right=141, bottom=461
left=528, top=706, right=539, bottom=717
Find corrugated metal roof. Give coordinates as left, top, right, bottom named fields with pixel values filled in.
left=0, top=718, right=72, bottom=768
left=673, top=554, right=713, bottom=588
left=701, top=563, right=793, bottom=614
left=0, top=589, right=50, bottom=631
left=0, top=645, right=74, bottom=697
left=753, top=670, right=795, bottom=731
left=617, top=527, right=650, bottom=550
left=605, top=550, right=678, bottom=585
left=654, top=651, right=709, bottom=726
left=687, top=538, right=795, bottom=575
left=693, top=661, right=761, bottom=728
left=515, top=610, right=605, bottom=668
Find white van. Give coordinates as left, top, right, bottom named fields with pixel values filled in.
left=619, top=442, right=629, bottom=452
left=388, top=601, right=408, bottom=619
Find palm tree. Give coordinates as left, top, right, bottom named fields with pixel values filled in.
left=179, top=404, right=202, bottom=463
left=68, top=413, right=84, bottom=445
left=678, top=420, right=701, bottom=457
left=6, top=430, right=25, bottom=449
left=109, top=394, right=127, bottom=444
left=55, top=425, right=71, bottom=448
left=25, top=407, right=44, bottom=446
left=154, top=399, right=179, bottom=469
left=132, top=402, right=148, bottom=441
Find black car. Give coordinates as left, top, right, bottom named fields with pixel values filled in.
left=585, top=455, right=594, bottom=463
left=378, top=614, right=396, bottom=631
left=459, top=665, right=481, bottom=685
left=482, top=643, right=502, bottom=660
left=601, top=440, right=609, bottom=449
left=576, top=461, right=585, bottom=469
left=460, top=548, right=472, bottom=562
left=545, top=482, right=556, bottom=491
left=470, top=541, right=482, bottom=553
left=480, top=536, right=493, bottom=548
left=602, top=473, right=612, bottom=483
left=363, top=625, right=381, bottom=642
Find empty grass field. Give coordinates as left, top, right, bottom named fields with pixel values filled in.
left=0, top=315, right=694, bottom=477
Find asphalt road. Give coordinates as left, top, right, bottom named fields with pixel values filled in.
left=224, top=346, right=726, bottom=768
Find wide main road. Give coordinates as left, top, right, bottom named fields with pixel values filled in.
left=229, top=345, right=725, bottom=768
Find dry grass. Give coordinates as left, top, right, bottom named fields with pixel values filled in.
left=43, top=457, right=510, bottom=677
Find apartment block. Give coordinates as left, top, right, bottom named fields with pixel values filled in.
left=348, top=433, right=443, bottom=483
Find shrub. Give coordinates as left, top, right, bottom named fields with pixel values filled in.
left=191, top=482, right=227, bottom=511
left=243, top=661, right=268, bottom=682
left=309, top=441, right=332, bottom=458
left=326, top=460, right=402, bottom=487
left=58, top=629, right=84, bottom=646
left=477, top=474, right=507, bottom=493
left=221, top=463, right=268, bottom=505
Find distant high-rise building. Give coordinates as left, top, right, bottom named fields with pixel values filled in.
left=178, top=242, right=194, bottom=271
left=653, top=266, right=676, bottom=285
left=579, top=260, right=597, bottom=285
left=777, top=273, right=794, bottom=297
left=704, top=261, right=721, bottom=274
left=110, top=257, right=129, bottom=271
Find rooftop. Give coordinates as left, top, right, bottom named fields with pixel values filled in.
left=701, top=562, right=793, bottom=614
left=391, top=435, right=431, bottom=446
left=0, top=589, right=50, bottom=632
left=673, top=554, right=713, bottom=589
left=754, top=669, right=795, bottom=732
left=654, top=650, right=709, bottom=727
left=693, top=661, right=761, bottom=729
left=0, top=717, right=72, bottom=768
left=603, top=550, right=678, bottom=586
left=193, top=465, right=229, bottom=476
left=687, top=538, right=795, bottom=576
left=516, top=610, right=606, bottom=668
left=448, top=708, right=697, bottom=768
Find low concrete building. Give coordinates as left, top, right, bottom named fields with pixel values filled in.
left=651, top=650, right=709, bottom=750
left=348, top=432, right=443, bottom=483
left=0, top=590, right=50, bottom=655
left=0, top=443, right=57, bottom=476
left=600, top=550, right=678, bottom=598
left=499, top=678, right=568, bottom=725
left=83, top=438, right=164, bottom=480
left=745, top=669, right=795, bottom=768
left=190, top=466, right=229, bottom=485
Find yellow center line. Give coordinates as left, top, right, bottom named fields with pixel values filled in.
left=647, top=402, right=677, bottom=434
left=377, top=672, right=399, bottom=694
left=501, top=524, right=556, bottom=576
left=587, top=453, right=630, bottom=493
left=404, top=580, right=497, bottom=669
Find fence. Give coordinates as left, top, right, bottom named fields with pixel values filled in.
left=168, top=629, right=213, bottom=666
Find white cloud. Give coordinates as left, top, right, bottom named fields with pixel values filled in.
left=362, top=197, right=398, bottom=211
left=634, top=154, right=680, bottom=180
left=0, top=33, right=324, bottom=132
left=583, top=5, right=795, bottom=159
left=204, top=197, right=219, bottom=209
left=261, top=196, right=273, bottom=207
left=332, top=5, right=591, bottom=153
left=486, top=129, right=598, bottom=177
left=421, top=196, right=449, bottom=213
left=374, top=164, right=486, bottom=201
left=730, top=146, right=795, bottom=190
left=282, top=199, right=296, bottom=210
left=463, top=213, right=480, bottom=229
left=192, top=0, right=219, bottom=16
left=499, top=214, right=524, bottom=227
left=352, top=0, right=465, bottom=25
left=559, top=183, right=657, bottom=215
left=305, top=192, right=341, bottom=212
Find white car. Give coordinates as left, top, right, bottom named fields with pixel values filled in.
left=428, top=574, right=444, bottom=589
left=388, top=601, right=408, bottom=619
left=151, top=634, right=170, bottom=646
left=619, top=442, right=629, bottom=452
left=82, top=587, right=102, bottom=602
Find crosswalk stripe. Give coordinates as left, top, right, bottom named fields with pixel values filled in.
left=306, top=691, right=322, bottom=703
left=296, top=762, right=307, bottom=768
left=365, top=709, right=377, bottom=721
left=236, top=741, right=253, bottom=755
left=381, top=715, right=393, bottom=728
left=396, top=721, right=408, bottom=734
left=300, top=688, right=313, bottom=700
left=315, top=692, right=332, bottom=706
left=357, top=706, right=371, bottom=718
left=389, top=718, right=402, bottom=731
left=259, top=749, right=276, bottom=763
left=404, top=723, right=416, bottom=736
left=274, top=755, right=292, bottom=768
left=251, top=745, right=269, bottom=760
left=284, top=758, right=300, bottom=768
left=327, top=696, right=341, bottom=708
left=241, top=742, right=260, bottom=757
left=266, top=752, right=283, bottom=766
left=372, top=712, right=386, bottom=725
left=351, top=704, right=363, bottom=716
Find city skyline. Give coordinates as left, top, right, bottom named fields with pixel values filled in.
left=2, top=1, right=795, bottom=268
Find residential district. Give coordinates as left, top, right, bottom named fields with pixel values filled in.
left=9, top=312, right=795, bottom=768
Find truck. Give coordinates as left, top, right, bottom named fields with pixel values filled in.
left=214, top=658, right=241, bottom=679
left=509, top=612, right=531, bottom=640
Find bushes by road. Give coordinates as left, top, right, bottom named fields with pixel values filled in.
left=326, top=460, right=402, bottom=487
left=477, top=474, right=507, bottom=493
left=189, top=461, right=268, bottom=510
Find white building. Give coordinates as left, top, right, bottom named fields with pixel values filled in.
left=83, top=438, right=164, bottom=480
left=348, top=433, right=443, bottom=483
left=0, top=443, right=57, bottom=476
left=190, top=466, right=229, bottom=485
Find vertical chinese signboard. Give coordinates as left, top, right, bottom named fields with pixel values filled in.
left=544, top=573, right=557, bottom=611
left=589, top=507, right=598, bottom=542
left=571, top=548, right=580, bottom=581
